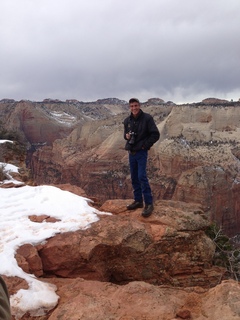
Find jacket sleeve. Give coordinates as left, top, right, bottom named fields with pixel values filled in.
left=143, top=116, right=160, bottom=150
left=0, top=277, right=11, bottom=320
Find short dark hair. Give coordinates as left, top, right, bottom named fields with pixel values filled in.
left=129, top=98, right=140, bottom=104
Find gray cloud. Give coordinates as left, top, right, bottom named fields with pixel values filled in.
left=1, top=0, right=240, bottom=103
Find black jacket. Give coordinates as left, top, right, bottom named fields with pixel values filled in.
left=123, top=110, right=160, bottom=151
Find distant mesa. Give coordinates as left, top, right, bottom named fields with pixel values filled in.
left=144, top=98, right=175, bottom=106
left=0, top=97, right=238, bottom=105
left=146, top=98, right=165, bottom=105
left=201, top=97, right=229, bottom=104
left=0, top=98, right=16, bottom=103
left=96, top=98, right=128, bottom=105
left=43, top=98, right=63, bottom=103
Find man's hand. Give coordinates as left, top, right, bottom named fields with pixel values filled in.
left=126, top=132, right=131, bottom=140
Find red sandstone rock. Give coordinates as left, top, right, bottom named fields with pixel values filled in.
left=176, top=309, right=192, bottom=319
left=2, top=198, right=236, bottom=319
left=2, top=276, right=29, bottom=296
left=16, top=244, right=43, bottom=277
left=54, top=183, right=88, bottom=197
left=5, top=277, right=240, bottom=320
left=43, top=279, right=240, bottom=320
left=28, top=215, right=60, bottom=223
left=35, top=200, right=225, bottom=288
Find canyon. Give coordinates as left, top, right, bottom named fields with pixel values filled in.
left=1, top=97, right=239, bottom=237
left=1, top=97, right=240, bottom=319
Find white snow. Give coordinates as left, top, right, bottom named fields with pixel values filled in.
left=0, top=162, right=23, bottom=184
left=49, top=111, right=77, bottom=125
left=0, top=140, right=13, bottom=144
left=0, top=162, right=19, bottom=174
left=0, top=143, right=111, bottom=318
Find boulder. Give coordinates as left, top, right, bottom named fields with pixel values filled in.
left=35, top=199, right=225, bottom=288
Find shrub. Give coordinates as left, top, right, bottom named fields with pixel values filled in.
left=206, top=223, right=240, bottom=280
left=0, top=164, right=8, bottom=182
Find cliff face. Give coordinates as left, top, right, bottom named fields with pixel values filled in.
left=0, top=98, right=129, bottom=146
left=158, top=104, right=240, bottom=237
left=1, top=99, right=240, bottom=237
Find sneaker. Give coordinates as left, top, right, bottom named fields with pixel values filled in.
left=127, top=201, right=143, bottom=210
left=142, top=204, right=154, bottom=217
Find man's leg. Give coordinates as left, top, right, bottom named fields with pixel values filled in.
left=137, top=150, right=153, bottom=205
left=129, top=153, right=143, bottom=203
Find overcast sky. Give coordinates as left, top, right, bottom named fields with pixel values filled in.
left=1, top=0, right=240, bottom=104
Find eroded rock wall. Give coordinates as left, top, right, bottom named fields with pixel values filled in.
left=30, top=102, right=240, bottom=236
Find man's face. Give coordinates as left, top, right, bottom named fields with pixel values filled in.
left=129, top=101, right=140, bottom=117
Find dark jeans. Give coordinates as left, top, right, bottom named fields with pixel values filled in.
left=129, top=149, right=153, bottom=205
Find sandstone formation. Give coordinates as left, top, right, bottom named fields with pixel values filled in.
left=4, top=275, right=240, bottom=319
left=3, top=195, right=232, bottom=319
left=35, top=279, right=240, bottom=320
left=33, top=199, right=224, bottom=287
left=157, top=103, right=240, bottom=237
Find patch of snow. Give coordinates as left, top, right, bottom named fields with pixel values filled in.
left=0, top=162, right=111, bottom=318
left=0, top=140, right=13, bottom=144
left=49, top=111, right=77, bottom=125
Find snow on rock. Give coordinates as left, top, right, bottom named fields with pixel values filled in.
left=0, top=184, right=110, bottom=317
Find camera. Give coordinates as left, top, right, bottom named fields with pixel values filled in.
left=128, top=131, right=137, bottom=145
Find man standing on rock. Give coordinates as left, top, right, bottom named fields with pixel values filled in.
left=124, top=98, right=160, bottom=217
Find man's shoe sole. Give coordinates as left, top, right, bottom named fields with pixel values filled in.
left=127, top=202, right=143, bottom=210
left=142, top=212, right=152, bottom=217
